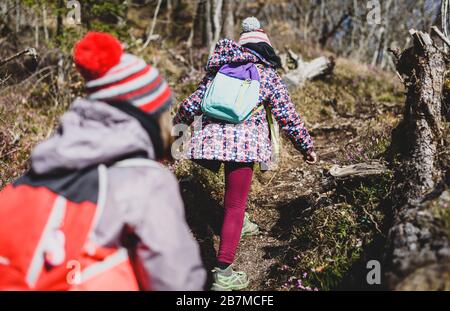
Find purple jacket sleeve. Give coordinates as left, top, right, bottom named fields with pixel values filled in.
left=267, top=72, right=314, bottom=154
left=173, top=74, right=213, bottom=125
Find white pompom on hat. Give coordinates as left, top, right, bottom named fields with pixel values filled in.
left=241, top=17, right=261, bottom=32
left=238, top=17, right=272, bottom=47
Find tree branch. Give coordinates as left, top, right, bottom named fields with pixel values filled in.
left=0, top=48, right=37, bottom=68
left=431, top=26, right=450, bottom=48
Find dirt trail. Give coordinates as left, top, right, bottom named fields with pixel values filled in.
left=236, top=124, right=352, bottom=290
left=178, top=113, right=356, bottom=290
left=177, top=63, right=402, bottom=290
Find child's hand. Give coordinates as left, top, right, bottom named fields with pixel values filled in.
left=305, top=151, right=318, bottom=164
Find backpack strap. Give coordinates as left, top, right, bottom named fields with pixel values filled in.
left=258, top=105, right=280, bottom=171
left=251, top=104, right=265, bottom=115
left=265, top=106, right=280, bottom=160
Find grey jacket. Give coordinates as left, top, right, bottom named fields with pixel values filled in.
left=31, top=98, right=206, bottom=291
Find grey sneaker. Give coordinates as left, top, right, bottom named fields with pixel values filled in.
left=211, top=266, right=250, bottom=291
left=241, top=212, right=260, bottom=238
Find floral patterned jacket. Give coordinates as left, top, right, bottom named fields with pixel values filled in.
left=173, top=39, right=314, bottom=164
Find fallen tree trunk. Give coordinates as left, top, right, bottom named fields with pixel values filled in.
left=280, top=49, right=334, bottom=88
left=329, top=162, right=387, bottom=178
left=386, top=29, right=450, bottom=290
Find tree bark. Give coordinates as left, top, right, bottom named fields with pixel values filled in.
left=392, top=30, right=445, bottom=203
left=329, top=162, right=387, bottom=178
left=205, top=0, right=213, bottom=48
left=222, top=0, right=234, bottom=39
left=193, top=0, right=205, bottom=47
left=319, top=9, right=351, bottom=48
left=56, top=0, right=64, bottom=45
left=210, top=0, right=223, bottom=55
left=386, top=29, right=449, bottom=290
left=442, top=0, right=449, bottom=53
left=42, top=3, right=49, bottom=42
left=34, top=10, right=39, bottom=48
left=15, top=0, right=20, bottom=33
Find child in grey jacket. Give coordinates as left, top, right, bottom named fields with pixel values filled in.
left=0, top=32, right=205, bottom=291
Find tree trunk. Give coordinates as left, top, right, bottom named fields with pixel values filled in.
left=386, top=29, right=449, bottom=290
left=15, top=0, right=20, bottom=33
left=392, top=30, right=445, bottom=203
left=34, top=10, right=39, bottom=48
left=56, top=0, right=64, bottom=45
left=187, top=0, right=199, bottom=48
left=210, top=0, right=223, bottom=55
left=193, top=0, right=205, bottom=47
left=42, top=2, right=49, bottom=42
left=205, top=0, right=213, bottom=48
left=319, top=9, right=351, bottom=48
left=371, top=27, right=385, bottom=67
left=222, top=0, right=234, bottom=39
left=442, top=0, right=449, bottom=53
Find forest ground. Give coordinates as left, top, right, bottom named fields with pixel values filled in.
left=174, top=57, right=405, bottom=290
left=0, top=47, right=408, bottom=290
left=1, top=0, right=449, bottom=292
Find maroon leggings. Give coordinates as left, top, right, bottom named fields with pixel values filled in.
left=217, top=162, right=254, bottom=264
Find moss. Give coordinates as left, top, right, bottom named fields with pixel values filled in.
left=429, top=191, right=450, bottom=239
left=279, top=173, right=392, bottom=291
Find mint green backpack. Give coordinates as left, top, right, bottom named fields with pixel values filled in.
left=201, top=62, right=280, bottom=169
left=201, top=63, right=261, bottom=123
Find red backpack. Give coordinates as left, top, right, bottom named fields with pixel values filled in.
left=0, top=164, right=139, bottom=291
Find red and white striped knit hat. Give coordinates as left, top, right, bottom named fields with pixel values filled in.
left=73, top=32, right=171, bottom=115
left=238, top=17, right=272, bottom=47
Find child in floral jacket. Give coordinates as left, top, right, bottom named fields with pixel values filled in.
left=174, top=17, right=317, bottom=290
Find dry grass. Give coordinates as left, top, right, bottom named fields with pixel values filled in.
left=0, top=84, right=68, bottom=188
left=0, top=36, right=407, bottom=290
left=172, top=56, right=405, bottom=290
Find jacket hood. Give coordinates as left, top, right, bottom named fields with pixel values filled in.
left=31, top=98, right=155, bottom=174
left=206, top=39, right=272, bottom=73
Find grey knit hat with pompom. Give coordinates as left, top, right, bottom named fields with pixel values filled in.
left=238, top=17, right=272, bottom=47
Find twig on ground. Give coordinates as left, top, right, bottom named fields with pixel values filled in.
left=431, top=26, right=450, bottom=48
left=362, top=205, right=384, bottom=236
